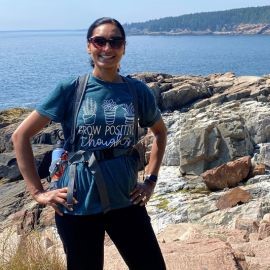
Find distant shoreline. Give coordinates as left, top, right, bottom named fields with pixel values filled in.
left=1, top=23, right=270, bottom=36
left=127, top=32, right=270, bottom=36
left=1, top=29, right=270, bottom=36
left=0, top=29, right=87, bottom=33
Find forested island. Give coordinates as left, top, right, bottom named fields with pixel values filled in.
left=124, top=5, right=270, bottom=35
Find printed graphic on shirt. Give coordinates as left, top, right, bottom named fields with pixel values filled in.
left=102, top=99, right=118, bottom=125
left=122, top=103, right=135, bottom=125
left=82, top=97, right=97, bottom=125
left=78, top=99, right=135, bottom=148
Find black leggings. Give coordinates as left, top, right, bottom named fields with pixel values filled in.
left=55, top=205, right=166, bottom=270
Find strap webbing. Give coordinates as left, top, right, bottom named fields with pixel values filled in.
left=66, top=150, right=87, bottom=208
left=70, top=74, right=90, bottom=148
left=66, top=149, right=132, bottom=212
left=66, top=163, right=77, bottom=209
left=122, top=76, right=139, bottom=144
left=89, top=153, right=111, bottom=213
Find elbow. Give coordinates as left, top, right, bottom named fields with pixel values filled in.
left=151, top=118, right=167, bottom=141
left=163, top=125, right=168, bottom=137
left=161, top=127, right=168, bottom=144
left=12, top=128, right=29, bottom=149
left=155, top=125, right=167, bottom=144
left=159, top=121, right=167, bottom=137
left=11, top=129, right=20, bottom=149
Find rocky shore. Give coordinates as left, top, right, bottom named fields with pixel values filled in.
left=1, top=72, right=270, bottom=269
left=127, top=23, right=270, bottom=36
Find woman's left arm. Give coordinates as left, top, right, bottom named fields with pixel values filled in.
left=130, top=117, right=167, bottom=205
left=147, top=117, right=167, bottom=177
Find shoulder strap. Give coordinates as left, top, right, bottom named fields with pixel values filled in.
left=69, top=74, right=90, bottom=147
left=122, top=76, right=139, bottom=145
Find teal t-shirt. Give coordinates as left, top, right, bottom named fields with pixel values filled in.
left=36, top=75, right=161, bottom=215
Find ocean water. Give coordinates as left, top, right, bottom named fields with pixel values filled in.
left=0, top=31, right=270, bottom=110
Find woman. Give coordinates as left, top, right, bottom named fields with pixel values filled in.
left=12, top=17, right=167, bottom=270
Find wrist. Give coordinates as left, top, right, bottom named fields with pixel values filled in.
left=33, top=190, right=45, bottom=201
left=144, top=174, right=158, bottom=184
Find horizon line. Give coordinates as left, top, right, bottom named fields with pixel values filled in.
left=0, top=29, right=87, bottom=33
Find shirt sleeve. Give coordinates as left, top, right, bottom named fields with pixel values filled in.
left=134, top=80, right=161, bottom=128
left=36, top=77, right=77, bottom=122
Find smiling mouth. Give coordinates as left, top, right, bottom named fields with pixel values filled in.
left=99, top=55, right=115, bottom=60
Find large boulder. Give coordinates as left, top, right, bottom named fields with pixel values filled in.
left=165, top=99, right=270, bottom=175
left=160, top=77, right=211, bottom=111
left=103, top=223, right=242, bottom=270
left=0, top=144, right=53, bottom=182
left=178, top=123, right=222, bottom=175
left=201, top=156, right=252, bottom=191
left=216, top=187, right=252, bottom=210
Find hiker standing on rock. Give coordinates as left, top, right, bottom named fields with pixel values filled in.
left=12, top=17, right=167, bottom=270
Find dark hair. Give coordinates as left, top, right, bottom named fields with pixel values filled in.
left=87, top=17, right=126, bottom=41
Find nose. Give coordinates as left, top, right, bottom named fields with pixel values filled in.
left=102, top=42, right=112, bottom=51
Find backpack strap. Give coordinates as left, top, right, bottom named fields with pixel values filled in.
left=122, top=76, right=139, bottom=145
left=66, top=148, right=134, bottom=212
left=123, top=76, right=147, bottom=178
left=66, top=73, right=112, bottom=212
left=69, top=74, right=90, bottom=150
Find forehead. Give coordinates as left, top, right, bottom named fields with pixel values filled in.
left=92, top=23, right=122, bottom=37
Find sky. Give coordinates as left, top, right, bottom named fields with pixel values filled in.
left=0, top=0, right=270, bottom=31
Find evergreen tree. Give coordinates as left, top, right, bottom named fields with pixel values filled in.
left=124, top=6, right=270, bottom=34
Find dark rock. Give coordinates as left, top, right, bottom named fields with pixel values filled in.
left=0, top=180, right=28, bottom=222
left=0, top=144, right=53, bottom=181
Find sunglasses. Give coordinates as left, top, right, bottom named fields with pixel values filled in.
left=88, top=36, right=125, bottom=49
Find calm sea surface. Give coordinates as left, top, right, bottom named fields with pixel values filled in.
left=0, top=31, right=270, bottom=110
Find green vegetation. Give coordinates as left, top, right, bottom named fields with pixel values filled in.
left=157, top=198, right=169, bottom=210
left=124, top=6, right=270, bottom=34
left=0, top=108, right=31, bottom=126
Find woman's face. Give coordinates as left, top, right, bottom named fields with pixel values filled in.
left=87, top=23, right=125, bottom=72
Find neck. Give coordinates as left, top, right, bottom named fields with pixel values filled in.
left=92, top=68, right=122, bottom=83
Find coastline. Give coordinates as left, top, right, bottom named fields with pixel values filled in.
left=1, top=72, right=270, bottom=268
left=1, top=23, right=270, bottom=36
left=1, top=72, right=270, bottom=113
left=125, top=23, right=270, bottom=36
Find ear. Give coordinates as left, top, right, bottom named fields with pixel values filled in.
left=87, top=43, right=91, bottom=54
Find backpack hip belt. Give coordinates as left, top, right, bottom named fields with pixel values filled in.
left=66, top=148, right=134, bottom=213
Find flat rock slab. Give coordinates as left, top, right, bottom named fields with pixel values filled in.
left=216, top=187, right=252, bottom=210
left=103, top=223, right=239, bottom=270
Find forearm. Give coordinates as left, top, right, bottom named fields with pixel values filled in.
left=146, top=119, right=167, bottom=176
left=130, top=121, right=167, bottom=205
left=12, top=111, right=50, bottom=199
left=13, top=134, right=44, bottom=198
left=147, top=134, right=166, bottom=175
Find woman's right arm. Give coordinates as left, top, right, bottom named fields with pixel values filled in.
left=12, top=110, right=71, bottom=215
